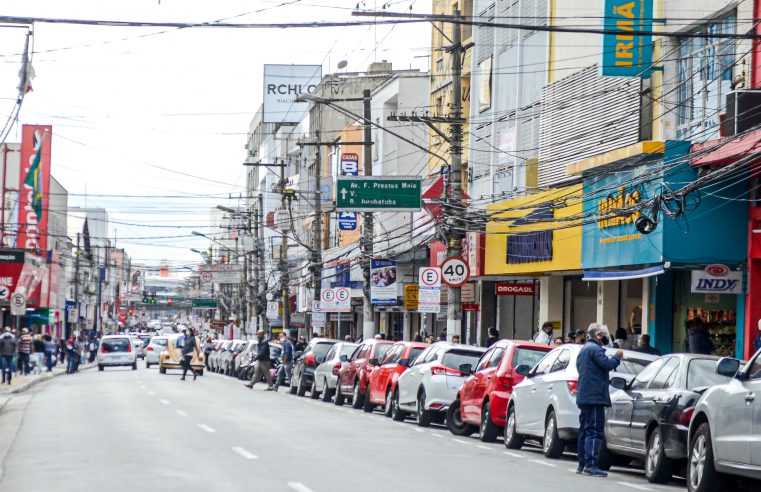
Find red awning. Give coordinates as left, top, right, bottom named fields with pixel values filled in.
left=691, top=129, right=761, bottom=167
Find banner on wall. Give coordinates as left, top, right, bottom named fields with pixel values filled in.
left=17, top=125, right=52, bottom=253
left=601, top=0, right=653, bottom=78
left=370, top=259, right=397, bottom=305
left=691, top=264, right=742, bottom=295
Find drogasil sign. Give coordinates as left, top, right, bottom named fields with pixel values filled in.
left=495, top=283, right=536, bottom=296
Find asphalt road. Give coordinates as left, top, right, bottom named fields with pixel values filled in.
left=0, top=366, right=689, bottom=492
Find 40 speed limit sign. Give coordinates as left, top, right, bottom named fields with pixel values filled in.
left=441, top=257, right=469, bottom=287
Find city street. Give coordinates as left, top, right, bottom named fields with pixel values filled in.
left=0, top=368, right=686, bottom=492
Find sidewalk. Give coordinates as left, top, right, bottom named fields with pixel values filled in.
left=1, top=361, right=94, bottom=397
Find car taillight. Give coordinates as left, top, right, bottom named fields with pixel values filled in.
left=497, top=373, right=513, bottom=387
left=679, top=406, right=695, bottom=427
left=147, top=347, right=154, bottom=351
left=126, top=344, right=132, bottom=353
left=431, top=365, right=462, bottom=377
left=566, top=380, right=578, bottom=397
left=101, top=345, right=107, bottom=353
left=305, top=353, right=317, bottom=367
left=332, top=362, right=341, bottom=376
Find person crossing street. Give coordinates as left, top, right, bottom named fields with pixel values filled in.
left=244, top=330, right=273, bottom=391
left=180, top=328, right=199, bottom=381
left=274, top=331, right=294, bottom=392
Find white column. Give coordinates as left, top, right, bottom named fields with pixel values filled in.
left=596, top=281, right=620, bottom=331
left=403, top=312, right=411, bottom=341
left=539, top=276, right=564, bottom=332
left=641, top=277, right=650, bottom=335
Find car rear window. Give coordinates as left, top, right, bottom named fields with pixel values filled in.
left=151, top=338, right=167, bottom=347
left=312, top=342, right=335, bottom=358
left=442, top=349, right=483, bottom=372
left=615, top=358, right=652, bottom=376
left=513, top=348, right=550, bottom=369
left=688, top=358, right=733, bottom=391
left=409, top=348, right=425, bottom=363
left=102, top=338, right=130, bottom=353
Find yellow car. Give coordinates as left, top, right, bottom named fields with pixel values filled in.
left=158, top=334, right=205, bottom=375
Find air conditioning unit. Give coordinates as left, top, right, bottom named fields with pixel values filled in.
left=723, top=90, right=761, bottom=136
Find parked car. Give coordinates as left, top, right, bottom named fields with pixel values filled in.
left=604, top=353, right=734, bottom=482
left=159, top=334, right=204, bottom=375
left=289, top=338, right=339, bottom=396
left=392, top=342, right=487, bottom=426
left=336, top=339, right=394, bottom=410
left=97, top=335, right=137, bottom=371
left=686, top=353, right=761, bottom=492
left=506, top=344, right=657, bottom=458
left=209, top=340, right=233, bottom=373
left=233, top=340, right=257, bottom=379
left=246, top=342, right=283, bottom=383
left=311, top=342, right=359, bottom=401
left=218, top=340, right=247, bottom=376
left=366, top=341, right=429, bottom=415
left=447, top=340, right=552, bottom=440
left=145, top=336, right=168, bottom=368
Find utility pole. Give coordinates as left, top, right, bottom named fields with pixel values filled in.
left=73, top=232, right=81, bottom=337
left=257, top=193, right=268, bottom=332
left=311, top=132, right=323, bottom=335
left=362, top=89, right=375, bottom=341
left=279, top=160, right=291, bottom=336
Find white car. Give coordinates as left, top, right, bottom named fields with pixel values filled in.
left=392, top=342, right=486, bottom=426
left=505, top=344, right=657, bottom=458
left=686, top=353, right=761, bottom=492
left=145, top=336, right=168, bottom=368
left=97, top=335, right=137, bottom=371
left=313, top=342, right=359, bottom=401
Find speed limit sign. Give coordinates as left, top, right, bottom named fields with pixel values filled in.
left=441, top=257, right=469, bottom=287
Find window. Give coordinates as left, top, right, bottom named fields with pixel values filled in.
left=550, top=350, right=570, bottom=373
left=676, top=12, right=737, bottom=142
left=631, top=358, right=667, bottom=390
left=649, top=358, right=681, bottom=390
left=380, top=345, right=401, bottom=365
left=324, top=346, right=336, bottom=361
left=101, top=338, right=130, bottom=353
left=475, top=348, right=495, bottom=372
left=513, top=347, right=550, bottom=369
left=340, top=344, right=357, bottom=358
left=312, top=343, right=335, bottom=359
left=408, top=347, right=425, bottom=364
left=688, top=358, right=734, bottom=390
left=424, top=347, right=441, bottom=364
left=489, top=348, right=506, bottom=369
left=532, top=350, right=559, bottom=376
left=413, top=346, right=434, bottom=365
left=373, top=343, right=392, bottom=361
left=442, top=349, right=484, bottom=372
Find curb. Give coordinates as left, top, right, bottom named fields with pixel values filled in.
left=0, top=364, right=95, bottom=399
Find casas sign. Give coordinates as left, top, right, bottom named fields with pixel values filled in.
left=496, top=283, right=536, bottom=296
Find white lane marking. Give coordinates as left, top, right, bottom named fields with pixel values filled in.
left=452, top=439, right=471, bottom=444
left=530, top=459, right=556, bottom=468
left=430, top=433, right=444, bottom=438
left=504, top=451, right=524, bottom=458
left=197, top=424, right=216, bottom=433
left=231, top=446, right=258, bottom=460
left=393, top=422, right=406, bottom=426
left=148, top=391, right=156, bottom=396
left=176, top=410, right=188, bottom=417
left=287, top=483, right=315, bottom=492
left=476, top=445, right=493, bottom=450
left=567, top=468, right=579, bottom=473
left=616, top=483, right=653, bottom=491
left=160, top=399, right=170, bottom=405
left=414, top=428, right=425, bottom=432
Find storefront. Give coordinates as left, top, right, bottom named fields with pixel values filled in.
left=577, top=141, right=748, bottom=357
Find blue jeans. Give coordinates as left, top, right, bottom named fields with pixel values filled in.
left=1, top=355, right=12, bottom=382
left=18, top=352, right=30, bottom=375
left=578, top=404, right=606, bottom=469
left=45, top=352, right=53, bottom=371
left=67, top=355, right=77, bottom=374
left=275, top=361, right=293, bottom=386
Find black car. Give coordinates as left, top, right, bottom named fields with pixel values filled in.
left=289, top=338, right=338, bottom=396
left=604, top=353, right=735, bottom=483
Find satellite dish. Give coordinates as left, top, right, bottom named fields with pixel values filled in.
left=337, top=60, right=348, bottom=69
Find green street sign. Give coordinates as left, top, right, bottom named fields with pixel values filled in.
left=191, top=298, right=218, bottom=309
left=336, top=176, right=422, bottom=212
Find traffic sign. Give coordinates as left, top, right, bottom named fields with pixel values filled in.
left=0, top=286, right=8, bottom=300
left=10, top=292, right=26, bottom=316
left=337, top=212, right=358, bottom=231
left=441, top=257, right=469, bottom=287
left=336, top=176, right=422, bottom=212
left=320, top=288, right=351, bottom=313
left=266, top=301, right=279, bottom=320
left=418, top=267, right=441, bottom=313
left=191, top=298, right=218, bottom=309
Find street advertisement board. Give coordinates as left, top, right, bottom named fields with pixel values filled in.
left=601, top=0, right=653, bottom=77
left=403, top=284, right=419, bottom=310
left=262, top=64, right=322, bottom=123
left=199, top=264, right=243, bottom=284
left=340, top=153, right=360, bottom=176
left=17, top=125, right=52, bottom=253
left=370, top=259, right=397, bottom=305
left=418, top=267, right=441, bottom=313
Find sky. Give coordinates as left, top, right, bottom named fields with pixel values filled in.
left=0, top=0, right=431, bottom=271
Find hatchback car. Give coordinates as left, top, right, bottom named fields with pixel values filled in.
left=312, top=342, right=359, bottom=401
left=506, top=344, right=657, bottom=458
left=289, top=338, right=339, bottom=396
left=209, top=340, right=233, bottom=373
left=392, top=342, right=487, bottom=426
left=97, top=335, right=137, bottom=371
left=336, top=339, right=394, bottom=410
left=366, top=341, right=428, bottom=416
left=233, top=340, right=257, bottom=378
left=218, top=340, right=247, bottom=376
left=448, top=340, right=552, bottom=440
left=145, top=336, right=168, bottom=368
left=604, top=354, right=733, bottom=482
left=686, top=352, right=761, bottom=492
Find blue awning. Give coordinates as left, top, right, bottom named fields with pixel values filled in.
left=582, top=265, right=665, bottom=282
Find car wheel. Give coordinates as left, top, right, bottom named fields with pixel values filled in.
left=391, top=389, right=405, bottom=421
left=159, top=365, right=166, bottom=374
left=310, top=378, right=320, bottom=400
left=384, top=387, right=394, bottom=417
left=417, top=389, right=431, bottom=427
left=480, top=401, right=500, bottom=443
left=688, top=423, right=720, bottom=492
left=543, top=410, right=564, bottom=459
left=98, top=365, right=104, bottom=372
left=446, top=398, right=476, bottom=436
left=321, top=378, right=333, bottom=403
left=351, top=381, right=364, bottom=409
left=296, top=375, right=307, bottom=397
left=131, top=362, right=137, bottom=371
left=645, top=427, right=672, bottom=483
left=504, top=405, right=524, bottom=450
left=363, top=386, right=375, bottom=413
left=334, top=383, right=346, bottom=406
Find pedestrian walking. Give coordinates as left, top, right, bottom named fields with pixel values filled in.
left=180, top=328, right=199, bottom=381
left=203, top=337, right=214, bottom=371
left=0, top=327, right=17, bottom=385
left=575, top=325, right=623, bottom=478
left=88, top=339, right=97, bottom=363
left=66, top=337, right=78, bottom=374
left=32, top=335, right=46, bottom=375
left=17, top=328, right=33, bottom=375
left=244, top=330, right=274, bottom=390
left=274, top=331, right=294, bottom=392
left=485, top=327, right=499, bottom=347
left=58, top=338, right=66, bottom=364
left=43, top=334, right=55, bottom=372
left=534, top=321, right=554, bottom=345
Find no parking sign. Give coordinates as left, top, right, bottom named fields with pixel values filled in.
left=320, top=287, right=351, bottom=313
left=418, top=267, right=441, bottom=313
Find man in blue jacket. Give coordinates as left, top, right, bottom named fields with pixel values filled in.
left=576, top=325, right=623, bottom=477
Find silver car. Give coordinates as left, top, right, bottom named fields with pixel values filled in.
left=145, top=336, right=168, bottom=368
left=506, top=344, right=657, bottom=459
left=312, top=342, right=359, bottom=402
left=686, top=353, right=761, bottom=492
left=97, top=335, right=137, bottom=371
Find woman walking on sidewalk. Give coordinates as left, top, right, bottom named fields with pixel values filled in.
left=180, top=328, right=199, bottom=381
left=0, top=327, right=17, bottom=385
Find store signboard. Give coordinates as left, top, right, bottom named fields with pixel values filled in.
left=262, top=64, right=322, bottom=123
left=496, top=283, right=536, bottom=296
left=403, top=284, right=419, bottom=310
left=601, top=0, right=653, bottom=78
left=691, top=264, right=742, bottom=295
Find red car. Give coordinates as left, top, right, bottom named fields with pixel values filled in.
left=336, top=339, right=394, bottom=411
left=447, top=339, right=552, bottom=441
left=366, top=341, right=429, bottom=416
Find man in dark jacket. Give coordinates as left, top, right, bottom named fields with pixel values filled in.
left=245, top=330, right=273, bottom=390
left=576, top=325, right=623, bottom=478
left=180, top=328, right=198, bottom=381
left=688, top=317, right=714, bottom=355
left=0, top=327, right=17, bottom=384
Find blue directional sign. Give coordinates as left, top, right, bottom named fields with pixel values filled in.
left=338, top=212, right=358, bottom=231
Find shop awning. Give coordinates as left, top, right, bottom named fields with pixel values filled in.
left=582, top=265, right=665, bottom=281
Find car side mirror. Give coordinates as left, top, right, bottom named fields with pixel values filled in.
left=716, top=357, right=741, bottom=378
left=609, top=376, right=628, bottom=390
left=397, top=358, right=409, bottom=367
left=515, top=364, right=530, bottom=377
left=459, top=363, right=472, bottom=376
left=340, top=355, right=348, bottom=363
left=368, top=358, right=379, bottom=366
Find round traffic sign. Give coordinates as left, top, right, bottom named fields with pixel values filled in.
left=420, top=267, right=441, bottom=286
left=441, top=257, right=469, bottom=287
left=312, top=300, right=322, bottom=312
left=200, top=271, right=213, bottom=283
left=335, top=287, right=350, bottom=302
left=10, top=292, right=25, bottom=308
left=321, top=289, right=335, bottom=303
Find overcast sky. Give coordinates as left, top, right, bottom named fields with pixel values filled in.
left=0, top=0, right=430, bottom=271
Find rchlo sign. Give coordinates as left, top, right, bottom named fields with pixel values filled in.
left=690, top=264, right=742, bottom=295
left=263, top=65, right=322, bottom=124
